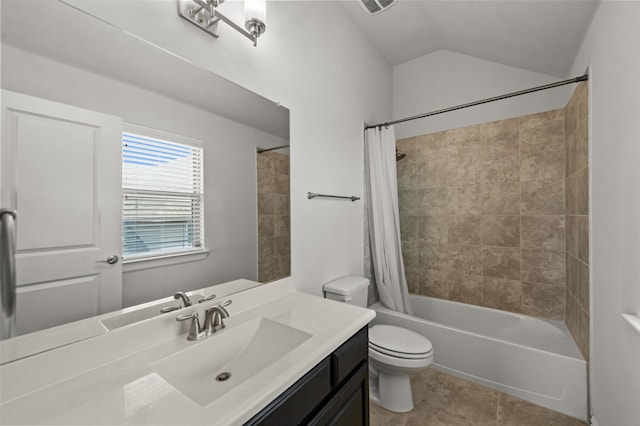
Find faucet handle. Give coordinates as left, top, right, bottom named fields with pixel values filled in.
left=176, top=312, right=203, bottom=340
left=160, top=305, right=181, bottom=313
left=217, top=299, right=232, bottom=316
left=197, top=294, right=216, bottom=303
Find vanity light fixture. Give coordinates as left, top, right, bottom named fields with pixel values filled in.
left=178, top=0, right=267, bottom=47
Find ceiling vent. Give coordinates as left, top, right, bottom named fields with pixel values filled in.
left=359, top=0, right=398, bottom=15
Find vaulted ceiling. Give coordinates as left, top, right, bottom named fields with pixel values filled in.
left=340, top=0, right=599, bottom=78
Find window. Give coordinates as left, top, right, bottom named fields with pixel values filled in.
left=122, top=126, right=204, bottom=261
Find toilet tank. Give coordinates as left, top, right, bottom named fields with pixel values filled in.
left=323, top=276, right=370, bottom=308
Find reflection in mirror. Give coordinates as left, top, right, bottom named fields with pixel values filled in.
left=0, top=0, right=289, bottom=342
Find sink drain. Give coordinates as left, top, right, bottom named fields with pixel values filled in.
left=216, top=372, right=231, bottom=382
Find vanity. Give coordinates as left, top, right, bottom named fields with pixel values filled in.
left=0, top=278, right=375, bottom=425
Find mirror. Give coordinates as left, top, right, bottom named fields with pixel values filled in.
left=0, top=0, right=290, bottom=339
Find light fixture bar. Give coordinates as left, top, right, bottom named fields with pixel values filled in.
left=178, top=0, right=266, bottom=47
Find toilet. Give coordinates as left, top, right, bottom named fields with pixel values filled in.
left=323, top=276, right=433, bottom=413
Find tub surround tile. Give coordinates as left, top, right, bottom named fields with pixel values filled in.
left=521, top=249, right=565, bottom=286
left=565, top=293, right=578, bottom=338
left=482, top=277, right=522, bottom=312
left=481, top=150, right=520, bottom=184
left=577, top=260, right=590, bottom=311
left=418, top=157, right=448, bottom=189
left=397, top=103, right=590, bottom=323
left=479, top=117, right=520, bottom=154
left=273, top=154, right=289, bottom=174
left=564, top=82, right=589, bottom=361
left=576, top=216, right=589, bottom=264
left=402, top=240, right=419, bottom=268
left=399, top=190, right=418, bottom=216
left=274, top=236, right=290, bottom=257
left=274, top=256, right=290, bottom=278
left=448, top=273, right=483, bottom=305
left=420, top=269, right=449, bottom=299
left=257, top=192, right=275, bottom=215
left=416, top=131, right=448, bottom=160
left=274, top=215, right=290, bottom=237
left=447, top=215, right=481, bottom=245
left=258, top=215, right=275, bottom=238
left=481, top=215, right=520, bottom=247
left=521, top=215, right=565, bottom=251
left=566, top=123, right=588, bottom=177
left=446, top=185, right=481, bottom=215
left=257, top=166, right=275, bottom=193
left=419, top=245, right=449, bottom=272
left=447, top=245, right=482, bottom=275
left=520, top=143, right=565, bottom=182
left=481, top=183, right=520, bottom=215
left=482, top=247, right=521, bottom=280
left=397, top=163, right=418, bottom=190
left=577, top=306, right=590, bottom=361
left=417, top=215, right=447, bottom=244
left=519, top=109, right=564, bottom=148
left=401, top=216, right=418, bottom=241
left=405, top=266, right=421, bottom=294
left=521, top=282, right=565, bottom=320
left=566, top=254, right=579, bottom=297
left=445, top=154, right=481, bottom=186
left=274, top=173, right=289, bottom=195
left=418, top=188, right=449, bottom=215
left=274, top=194, right=290, bottom=216
left=447, top=126, right=483, bottom=156
left=521, top=179, right=565, bottom=215
left=565, top=215, right=578, bottom=257
left=566, top=167, right=588, bottom=215
left=396, top=137, right=418, bottom=163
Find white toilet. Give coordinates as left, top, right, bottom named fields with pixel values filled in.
left=323, top=276, right=433, bottom=413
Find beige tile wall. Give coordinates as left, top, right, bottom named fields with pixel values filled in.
left=257, top=151, right=290, bottom=283
left=397, top=109, right=568, bottom=319
left=565, top=81, right=590, bottom=360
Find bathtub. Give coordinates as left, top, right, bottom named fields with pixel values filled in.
left=370, top=295, right=588, bottom=421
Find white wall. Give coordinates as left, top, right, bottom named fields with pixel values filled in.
left=393, top=50, right=573, bottom=139
left=1, top=46, right=287, bottom=306
left=569, top=3, right=640, bottom=425
left=62, top=0, right=393, bottom=295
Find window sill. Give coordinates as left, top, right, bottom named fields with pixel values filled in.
left=123, top=249, right=209, bottom=272
left=621, top=314, right=640, bottom=336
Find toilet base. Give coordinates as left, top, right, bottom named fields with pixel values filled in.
left=369, top=366, right=415, bottom=413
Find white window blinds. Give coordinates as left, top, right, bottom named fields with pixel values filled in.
left=122, top=130, right=204, bottom=260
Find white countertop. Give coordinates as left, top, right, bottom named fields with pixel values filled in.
left=0, top=278, right=375, bottom=425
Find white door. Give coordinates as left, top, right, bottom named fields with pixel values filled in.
left=1, top=90, right=123, bottom=335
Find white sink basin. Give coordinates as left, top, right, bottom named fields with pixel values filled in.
left=100, top=294, right=204, bottom=330
left=153, top=317, right=312, bottom=406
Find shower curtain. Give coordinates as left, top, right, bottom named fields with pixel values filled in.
left=364, top=126, right=412, bottom=315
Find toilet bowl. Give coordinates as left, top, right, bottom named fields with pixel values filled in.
left=323, top=276, right=435, bottom=413
left=368, top=324, right=433, bottom=412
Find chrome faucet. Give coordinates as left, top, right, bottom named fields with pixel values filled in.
left=176, top=312, right=205, bottom=341
left=174, top=291, right=193, bottom=307
left=204, top=300, right=232, bottom=335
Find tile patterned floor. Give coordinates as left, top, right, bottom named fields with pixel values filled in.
left=369, top=369, right=587, bottom=426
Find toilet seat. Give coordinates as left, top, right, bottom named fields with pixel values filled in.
left=369, top=342, right=432, bottom=359
left=369, top=325, right=433, bottom=359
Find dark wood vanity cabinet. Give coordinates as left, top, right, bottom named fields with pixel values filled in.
left=245, top=326, right=369, bottom=426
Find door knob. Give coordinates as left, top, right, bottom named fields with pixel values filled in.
left=97, top=255, right=119, bottom=265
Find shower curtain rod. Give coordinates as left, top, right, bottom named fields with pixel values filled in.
left=365, top=74, right=588, bottom=130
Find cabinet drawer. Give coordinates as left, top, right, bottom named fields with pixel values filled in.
left=331, top=327, right=368, bottom=386
left=245, top=358, right=331, bottom=426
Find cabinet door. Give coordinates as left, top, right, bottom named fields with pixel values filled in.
left=1, top=90, right=123, bottom=335
left=309, top=362, right=369, bottom=426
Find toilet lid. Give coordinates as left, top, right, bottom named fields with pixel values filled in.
left=369, top=325, right=432, bottom=355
